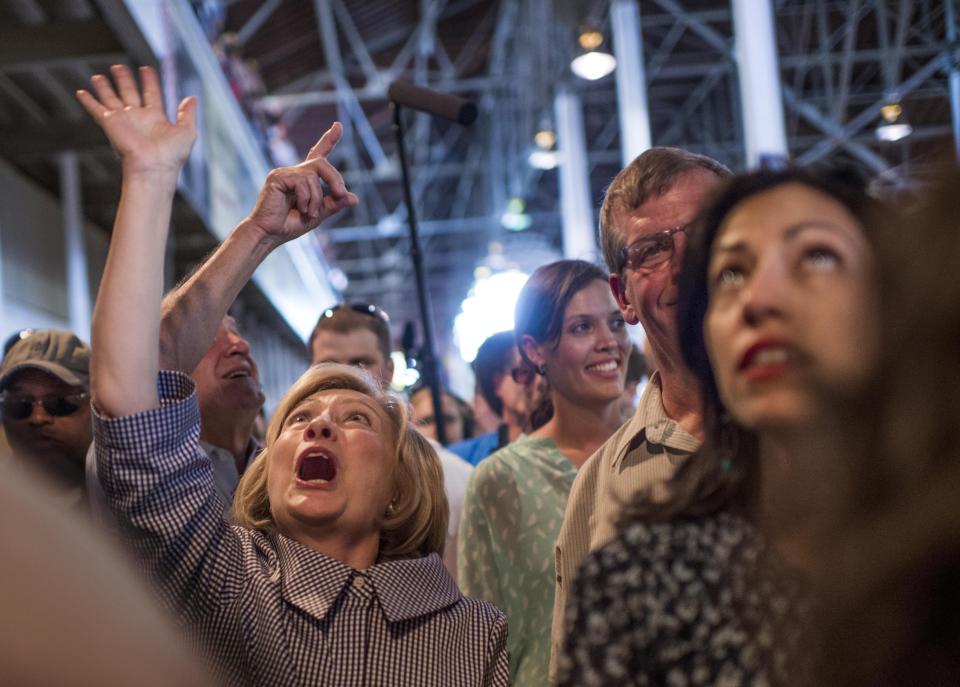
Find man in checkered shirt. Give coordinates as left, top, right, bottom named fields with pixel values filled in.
left=78, top=65, right=508, bottom=686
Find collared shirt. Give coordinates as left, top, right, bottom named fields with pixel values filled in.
left=548, top=372, right=701, bottom=679
left=448, top=430, right=502, bottom=466
left=201, top=436, right=261, bottom=499
left=459, top=434, right=577, bottom=687
left=95, top=371, right=509, bottom=687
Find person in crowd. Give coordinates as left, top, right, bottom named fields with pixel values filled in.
left=617, top=343, right=649, bottom=423
left=459, top=259, right=631, bottom=686
left=0, top=460, right=212, bottom=686
left=410, top=385, right=474, bottom=445
left=558, top=166, right=881, bottom=685
left=799, top=168, right=960, bottom=686
left=448, top=330, right=538, bottom=465
left=77, top=64, right=507, bottom=685
left=0, top=329, right=92, bottom=508
left=550, top=147, right=730, bottom=674
left=303, top=303, right=472, bottom=580
left=88, top=313, right=265, bottom=509
left=308, top=303, right=395, bottom=387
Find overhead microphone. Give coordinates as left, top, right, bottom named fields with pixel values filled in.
left=387, top=80, right=478, bottom=126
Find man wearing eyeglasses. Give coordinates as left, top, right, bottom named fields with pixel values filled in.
left=549, top=148, right=733, bottom=678
left=0, top=329, right=92, bottom=507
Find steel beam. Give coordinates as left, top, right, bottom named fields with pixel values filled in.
left=796, top=52, right=948, bottom=165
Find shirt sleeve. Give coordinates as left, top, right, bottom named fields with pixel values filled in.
left=95, top=370, right=244, bottom=619
left=484, top=610, right=510, bottom=687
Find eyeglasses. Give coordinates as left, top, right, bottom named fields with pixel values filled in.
left=320, top=302, right=390, bottom=324
left=620, top=225, right=689, bottom=272
left=1, top=392, right=90, bottom=421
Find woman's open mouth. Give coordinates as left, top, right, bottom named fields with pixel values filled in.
left=296, top=448, right=339, bottom=485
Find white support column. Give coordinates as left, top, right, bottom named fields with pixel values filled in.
left=946, top=0, right=960, bottom=162
left=0, top=216, right=5, bottom=334
left=59, top=151, right=91, bottom=339
left=554, top=88, right=597, bottom=260
left=611, top=0, right=651, bottom=164
left=731, top=0, right=788, bottom=167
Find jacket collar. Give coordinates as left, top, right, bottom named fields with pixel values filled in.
left=275, top=534, right=460, bottom=623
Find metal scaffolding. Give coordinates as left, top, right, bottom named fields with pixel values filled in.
left=230, top=0, right=955, bottom=345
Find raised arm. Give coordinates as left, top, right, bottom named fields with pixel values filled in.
left=158, top=125, right=358, bottom=373
left=78, top=65, right=196, bottom=417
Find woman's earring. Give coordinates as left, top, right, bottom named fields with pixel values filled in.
left=536, top=363, right=546, bottom=375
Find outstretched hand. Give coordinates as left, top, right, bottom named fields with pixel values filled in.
left=76, top=65, right=196, bottom=176
left=244, top=122, right=359, bottom=244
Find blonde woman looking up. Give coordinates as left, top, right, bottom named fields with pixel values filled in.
left=78, top=65, right=507, bottom=687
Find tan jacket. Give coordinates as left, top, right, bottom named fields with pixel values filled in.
left=548, top=374, right=701, bottom=680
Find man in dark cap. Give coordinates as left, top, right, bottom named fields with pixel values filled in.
left=0, top=329, right=92, bottom=505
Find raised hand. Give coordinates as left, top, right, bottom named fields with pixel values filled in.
left=244, top=122, right=359, bottom=244
left=76, top=65, right=196, bottom=176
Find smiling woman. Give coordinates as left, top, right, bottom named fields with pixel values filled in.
left=81, top=65, right=508, bottom=687
left=459, top=259, right=631, bottom=687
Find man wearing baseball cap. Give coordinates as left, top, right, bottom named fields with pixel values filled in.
left=0, top=329, right=92, bottom=506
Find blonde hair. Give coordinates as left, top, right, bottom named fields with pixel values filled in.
left=231, top=363, right=448, bottom=562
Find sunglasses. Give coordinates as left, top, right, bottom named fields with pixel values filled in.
left=1, top=392, right=90, bottom=421
left=320, top=302, right=390, bottom=324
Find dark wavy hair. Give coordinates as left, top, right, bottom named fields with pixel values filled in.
left=472, top=331, right=517, bottom=417
left=627, top=165, right=880, bottom=524
left=514, top=259, right=609, bottom=426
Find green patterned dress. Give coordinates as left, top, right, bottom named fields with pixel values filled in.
left=458, top=435, right=577, bottom=686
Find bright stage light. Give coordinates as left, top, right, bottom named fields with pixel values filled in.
left=454, top=269, right=530, bottom=362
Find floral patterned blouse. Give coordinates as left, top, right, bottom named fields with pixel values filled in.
left=557, top=511, right=806, bottom=687
left=458, top=434, right=578, bottom=686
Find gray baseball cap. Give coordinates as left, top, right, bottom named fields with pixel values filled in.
left=0, top=329, right=90, bottom=390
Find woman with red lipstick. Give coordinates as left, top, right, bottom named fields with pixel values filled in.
left=558, top=166, right=882, bottom=686
left=459, top=259, right=631, bottom=686
left=80, top=66, right=508, bottom=686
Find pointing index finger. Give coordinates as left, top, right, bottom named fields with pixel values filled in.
left=305, top=121, right=343, bottom=161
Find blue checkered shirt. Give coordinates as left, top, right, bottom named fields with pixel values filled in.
left=95, top=371, right=509, bottom=686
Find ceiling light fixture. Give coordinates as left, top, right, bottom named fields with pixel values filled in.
left=875, top=101, right=913, bottom=142
left=500, top=197, right=532, bottom=231
left=534, top=128, right=556, bottom=150
left=571, top=29, right=616, bottom=80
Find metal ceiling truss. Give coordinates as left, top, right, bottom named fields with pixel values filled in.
left=248, top=0, right=955, bottom=344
